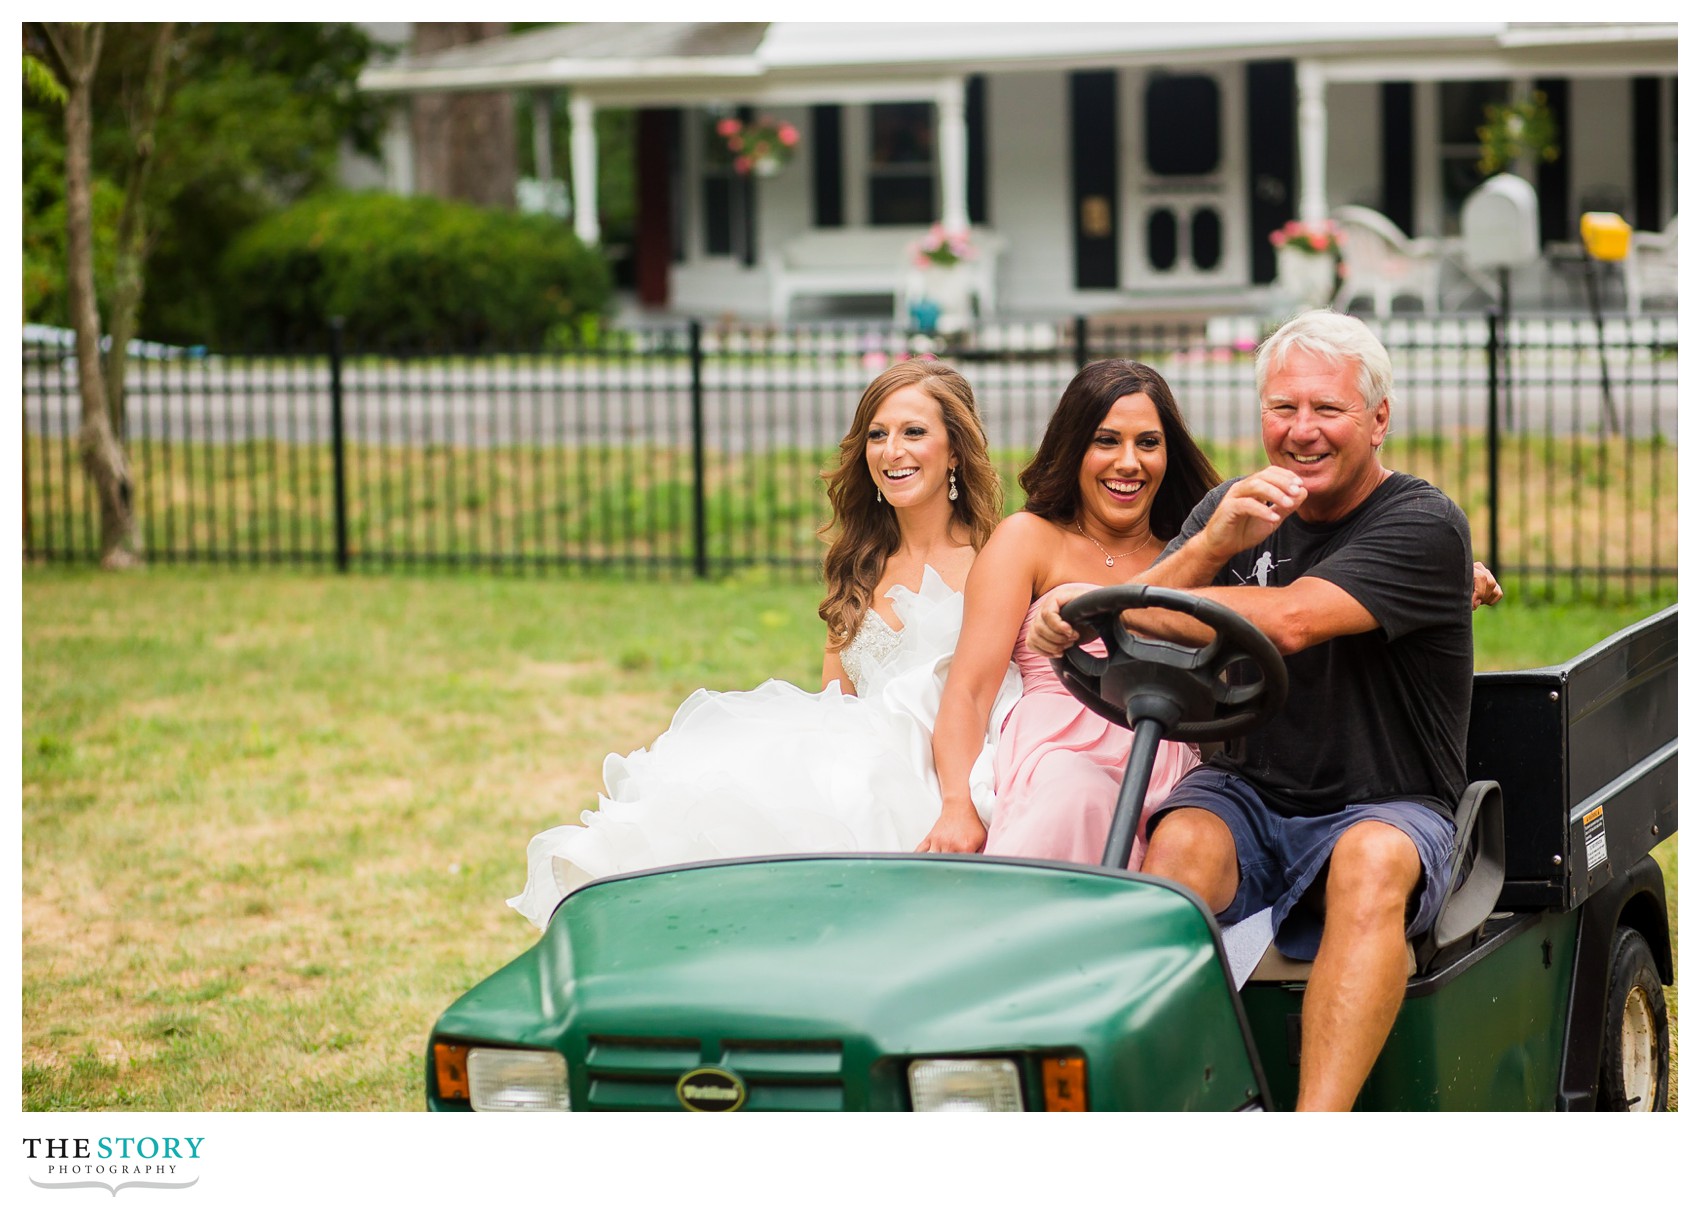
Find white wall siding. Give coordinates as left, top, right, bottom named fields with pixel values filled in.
left=1567, top=78, right=1634, bottom=221
left=674, top=104, right=812, bottom=318
left=1327, top=82, right=1382, bottom=213
left=985, top=71, right=1079, bottom=315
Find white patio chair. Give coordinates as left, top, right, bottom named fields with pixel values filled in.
left=1330, top=205, right=1443, bottom=316
left=1624, top=216, right=1677, bottom=315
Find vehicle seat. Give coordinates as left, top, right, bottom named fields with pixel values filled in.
left=1245, top=780, right=1505, bottom=983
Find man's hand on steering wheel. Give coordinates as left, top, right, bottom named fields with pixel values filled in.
left=1052, top=585, right=1288, bottom=742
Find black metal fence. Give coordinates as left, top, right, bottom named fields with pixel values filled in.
left=22, top=312, right=1677, bottom=600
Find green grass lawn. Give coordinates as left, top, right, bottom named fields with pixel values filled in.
left=21, top=566, right=1677, bottom=1110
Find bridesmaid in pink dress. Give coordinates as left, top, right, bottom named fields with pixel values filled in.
left=920, top=360, right=1223, bottom=867
left=988, top=592, right=1201, bottom=868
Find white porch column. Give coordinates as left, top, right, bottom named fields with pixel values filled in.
left=531, top=90, right=554, bottom=181
left=569, top=92, right=600, bottom=245
left=936, top=78, right=969, bottom=231
left=382, top=105, right=415, bottom=196
left=1296, top=60, right=1328, bottom=223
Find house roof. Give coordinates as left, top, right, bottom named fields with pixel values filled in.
left=359, top=21, right=1677, bottom=99
left=360, top=23, right=772, bottom=94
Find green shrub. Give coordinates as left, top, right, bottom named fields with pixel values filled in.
left=217, top=191, right=612, bottom=351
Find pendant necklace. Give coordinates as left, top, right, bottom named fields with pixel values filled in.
left=1076, top=522, right=1153, bottom=568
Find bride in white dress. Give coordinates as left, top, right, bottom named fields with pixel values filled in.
left=509, top=361, right=1022, bottom=929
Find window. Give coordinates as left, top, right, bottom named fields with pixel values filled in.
left=1144, top=75, right=1220, bottom=176
left=1438, top=80, right=1509, bottom=235
left=700, top=113, right=748, bottom=258
left=867, top=102, right=936, bottom=225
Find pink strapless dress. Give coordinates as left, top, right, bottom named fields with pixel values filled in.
left=984, top=590, right=1198, bottom=870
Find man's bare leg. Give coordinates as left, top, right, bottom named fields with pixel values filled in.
left=1294, top=821, right=1423, bottom=1111
left=1142, top=808, right=1240, bottom=913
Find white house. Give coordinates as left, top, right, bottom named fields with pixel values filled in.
left=358, top=22, right=1677, bottom=320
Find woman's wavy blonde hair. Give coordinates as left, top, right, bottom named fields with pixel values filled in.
left=818, top=360, right=1000, bottom=650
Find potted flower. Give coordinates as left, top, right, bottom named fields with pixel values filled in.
left=1269, top=218, right=1344, bottom=259
left=1269, top=218, right=1344, bottom=307
left=907, top=226, right=978, bottom=333
left=716, top=115, right=800, bottom=177
left=1477, top=90, right=1559, bottom=176
left=910, top=224, right=977, bottom=269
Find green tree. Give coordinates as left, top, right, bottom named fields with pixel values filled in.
left=34, top=21, right=140, bottom=567
left=23, top=22, right=391, bottom=344
left=24, top=21, right=390, bottom=565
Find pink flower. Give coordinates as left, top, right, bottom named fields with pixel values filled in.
left=734, top=155, right=752, bottom=175
left=862, top=350, right=889, bottom=372
left=777, top=124, right=799, bottom=146
left=717, top=117, right=741, bottom=137
left=727, top=135, right=744, bottom=152
left=1308, top=234, right=1328, bottom=251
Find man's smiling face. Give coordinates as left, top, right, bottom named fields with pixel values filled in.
left=1260, top=348, right=1389, bottom=523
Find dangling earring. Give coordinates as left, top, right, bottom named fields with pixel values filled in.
left=948, top=469, right=959, bottom=502
left=876, top=488, right=883, bottom=503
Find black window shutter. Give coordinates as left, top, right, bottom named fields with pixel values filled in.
left=1536, top=79, right=1570, bottom=245
left=1632, top=77, right=1664, bottom=230
left=1070, top=70, right=1118, bottom=290
left=1379, top=82, right=1415, bottom=237
left=811, top=105, right=843, bottom=228
left=967, top=75, right=988, bottom=226
left=1246, top=60, right=1297, bottom=285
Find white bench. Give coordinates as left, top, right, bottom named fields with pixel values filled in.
left=769, top=226, right=1003, bottom=325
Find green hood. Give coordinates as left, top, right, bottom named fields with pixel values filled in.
left=437, top=855, right=1261, bottom=1110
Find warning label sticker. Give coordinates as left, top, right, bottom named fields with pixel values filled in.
left=1583, top=803, right=1608, bottom=873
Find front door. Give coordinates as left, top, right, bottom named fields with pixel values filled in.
left=1124, top=67, right=1246, bottom=290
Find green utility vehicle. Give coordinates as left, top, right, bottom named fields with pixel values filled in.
left=428, top=589, right=1675, bottom=1111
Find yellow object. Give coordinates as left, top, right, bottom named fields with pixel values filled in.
left=1580, top=212, right=1632, bottom=262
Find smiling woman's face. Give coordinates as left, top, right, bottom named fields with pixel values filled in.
left=1075, top=392, right=1167, bottom=534
left=864, top=385, right=954, bottom=510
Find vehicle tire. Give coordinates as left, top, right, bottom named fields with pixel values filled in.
left=1598, top=927, right=1669, bottom=1111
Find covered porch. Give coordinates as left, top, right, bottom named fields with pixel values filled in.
left=359, top=22, right=1676, bottom=323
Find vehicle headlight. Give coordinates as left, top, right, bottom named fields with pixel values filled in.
left=908, top=1058, right=1024, bottom=1112
left=467, top=1047, right=570, bottom=1112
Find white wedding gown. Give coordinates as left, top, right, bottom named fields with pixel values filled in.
left=508, top=566, right=1023, bottom=929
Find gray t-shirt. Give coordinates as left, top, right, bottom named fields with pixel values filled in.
left=1160, top=471, right=1474, bottom=819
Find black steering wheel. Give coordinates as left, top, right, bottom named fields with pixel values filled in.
left=1051, top=584, right=1288, bottom=743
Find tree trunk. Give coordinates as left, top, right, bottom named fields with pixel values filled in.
left=104, top=21, right=176, bottom=443
left=44, top=21, right=141, bottom=568
left=409, top=23, right=516, bottom=208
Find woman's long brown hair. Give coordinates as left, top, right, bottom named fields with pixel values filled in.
left=818, top=361, right=1001, bottom=650
left=1018, top=359, right=1220, bottom=541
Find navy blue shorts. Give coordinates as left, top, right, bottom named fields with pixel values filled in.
left=1150, top=766, right=1456, bottom=961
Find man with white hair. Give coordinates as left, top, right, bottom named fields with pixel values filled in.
left=1032, top=309, right=1483, bottom=1111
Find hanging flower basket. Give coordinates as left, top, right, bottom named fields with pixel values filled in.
left=1477, top=91, right=1560, bottom=176
left=717, top=115, right=800, bottom=177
